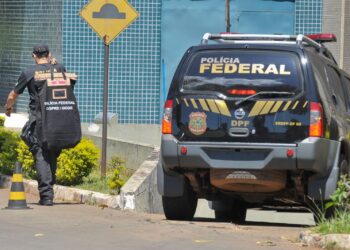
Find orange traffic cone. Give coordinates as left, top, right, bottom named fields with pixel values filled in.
left=5, top=162, right=30, bottom=209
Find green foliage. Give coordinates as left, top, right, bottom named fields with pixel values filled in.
left=75, top=168, right=111, bottom=194
left=326, top=175, right=350, bottom=212
left=107, top=156, right=132, bottom=194
left=109, top=156, right=125, bottom=169
left=313, top=210, right=350, bottom=234
left=0, top=116, right=5, bottom=127
left=16, top=140, right=36, bottom=179
left=16, top=137, right=100, bottom=186
left=0, top=128, right=20, bottom=175
left=312, top=175, right=350, bottom=234
left=56, top=138, right=100, bottom=185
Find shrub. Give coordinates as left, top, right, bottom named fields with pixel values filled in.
left=108, top=156, right=125, bottom=170
left=0, top=127, right=20, bottom=174
left=312, top=176, right=350, bottom=234
left=108, top=156, right=133, bottom=193
left=16, top=137, right=100, bottom=186
left=16, top=140, right=36, bottom=179
left=56, top=138, right=99, bottom=185
left=0, top=116, right=5, bottom=127
left=326, top=175, right=350, bottom=212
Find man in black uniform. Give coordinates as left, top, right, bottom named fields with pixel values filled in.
left=5, top=45, right=67, bottom=206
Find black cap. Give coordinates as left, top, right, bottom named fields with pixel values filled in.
left=33, top=44, right=50, bottom=55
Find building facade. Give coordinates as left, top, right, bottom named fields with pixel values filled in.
left=0, top=0, right=349, bottom=126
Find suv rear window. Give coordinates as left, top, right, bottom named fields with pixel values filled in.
left=182, top=50, right=303, bottom=94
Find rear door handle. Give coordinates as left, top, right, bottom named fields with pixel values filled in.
left=228, top=128, right=250, bottom=137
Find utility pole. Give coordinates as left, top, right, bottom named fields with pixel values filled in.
left=225, top=0, right=231, bottom=32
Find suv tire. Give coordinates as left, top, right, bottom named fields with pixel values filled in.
left=339, top=155, right=349, bottom=177
left=214, top=199, right=247, bottom=223
left=162, top=181, right=198, bottom=220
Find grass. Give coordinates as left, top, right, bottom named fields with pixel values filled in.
left=73, top=168, right=112, bottom=194
left=73, top=168, right=116, bottom=195
left=312, top=210, right=350, bottom=235
left=74, top=163, right=134, bottom=195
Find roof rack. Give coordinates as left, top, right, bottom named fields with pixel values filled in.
left=200, top=33, right=323, bottom=50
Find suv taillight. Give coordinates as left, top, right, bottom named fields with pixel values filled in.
left=309, top=102, right=324, bottom=137
left=162, top=100, right=173, bottom=134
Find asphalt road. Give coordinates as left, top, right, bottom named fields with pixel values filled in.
left=0, top=188, right=320, bottom=250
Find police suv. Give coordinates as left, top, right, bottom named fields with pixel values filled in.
left=158, top=33, right=350, bottom=221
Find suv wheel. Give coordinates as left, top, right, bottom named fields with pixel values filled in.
left=339, top=155, right=349, bottom=177
left=214, top=199, right=247, bottom=223
left=162, top=181, right=198, bottom=220
left=231, top=200, right=248, bottom=223
left=214, top=210, right=231, bottom=221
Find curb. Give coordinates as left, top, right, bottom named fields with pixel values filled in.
left=0, top=175, right=121, bottom=209
left=119, top=147, right=162, bottom=213
left=300, top=231, right=350, bottom=249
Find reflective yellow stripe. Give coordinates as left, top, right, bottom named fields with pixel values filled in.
left=260, top=101, right=275, bottom=115
left=215, top=100, right=231, bottom=117
left=176, top=98, right=179, bottom=105
left=9, top=192, right=26, bottom=201
left=283, top=101, right=292, bottom=111
left=303, top=101, right=308, bottom=108
left=292, top=101, right=299, bottom=110
left=198, top=99, right=209, bottom=111
left=207, top=99, right=220, bottom=114
left=12, top=174, right=23, bottom=183
left=190, top=99, right=198, bottom=109
left=183, top=98, right=189, bottom=107
left=270, top=101, right=283, bottom=113
left=248, top=101, right=266, bottom=117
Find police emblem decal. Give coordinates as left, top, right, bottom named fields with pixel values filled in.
left=234, top=108, right=246, bottom=120
left=189, top=112, right=207, bottom=135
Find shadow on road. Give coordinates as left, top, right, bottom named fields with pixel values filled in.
left=192, top=216, right=311, bottom=228
left=27, top=202, right=82, bottom=206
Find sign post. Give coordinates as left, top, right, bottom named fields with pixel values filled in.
left=225, top=0, right=231, bottom=32
left=80, top=0, right=139, bottom=178
left=101, top=37, right=110, bottom=178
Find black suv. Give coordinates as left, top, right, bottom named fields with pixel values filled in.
left=157, top=33, right=350, bottom=221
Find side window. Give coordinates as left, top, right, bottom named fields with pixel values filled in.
left=310, top=55, right=332, bottom=104
left=342, top=76, right=350, bottom=111
left=325, top=66, right=347, bottom=110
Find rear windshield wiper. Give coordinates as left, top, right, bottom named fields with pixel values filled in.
left=235, top=91, right=295, bottom=106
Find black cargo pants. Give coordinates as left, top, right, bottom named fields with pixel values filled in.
left=32, top=147, right=61, bottom=200
left=22, top=113, right=61, bottom=201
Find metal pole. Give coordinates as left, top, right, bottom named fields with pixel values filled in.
left=101, top=37, right=110, bottom=178
left=225, top=0, right=231, bottom=32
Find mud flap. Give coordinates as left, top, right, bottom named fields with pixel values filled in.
left=157, top=161, right=185, bottom=197
left=307, top=144, right=340, bottom=200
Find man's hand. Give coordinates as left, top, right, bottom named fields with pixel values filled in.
left=5, top=107, right=13, bottom=117
left=5, top=90, right=19, bottom=117
left=50, top=57, right=58, bottom=65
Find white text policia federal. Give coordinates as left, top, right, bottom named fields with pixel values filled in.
left=199, top=57, right=291, bottom=75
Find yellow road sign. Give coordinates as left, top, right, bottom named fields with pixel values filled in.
left=80, top=0, right=139, bottom=45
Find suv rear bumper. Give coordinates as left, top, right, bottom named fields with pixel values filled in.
left=161, top=135, right=339, bottom=174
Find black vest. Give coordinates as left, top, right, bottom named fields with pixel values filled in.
left=35, top=66, right=81, bottom=150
